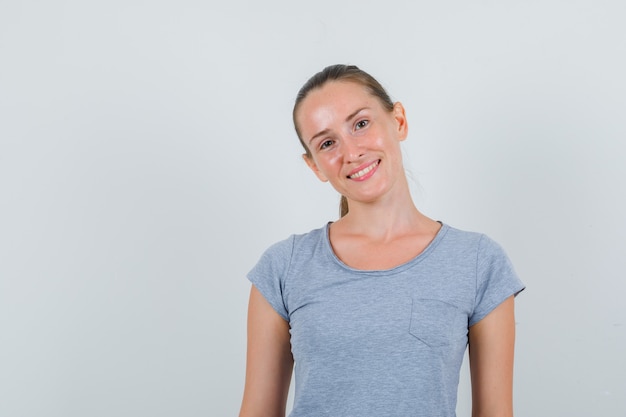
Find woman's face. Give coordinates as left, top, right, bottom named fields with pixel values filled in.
left=296, top=80, right=408, bottom=206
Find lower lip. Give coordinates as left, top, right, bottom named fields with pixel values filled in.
left=349, top=160, right=379, bottom=182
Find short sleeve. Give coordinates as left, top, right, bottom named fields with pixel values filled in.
left=469, top=235, right=525, bottom=326
left=246, top=236, right=294, bottom=322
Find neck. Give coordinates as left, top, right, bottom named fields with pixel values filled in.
left=335, top=185, right=438, bottom=241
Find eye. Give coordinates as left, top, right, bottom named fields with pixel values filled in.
left=355, top=119, right=369, bottom=130
left=320, top=139, right=334, bottom=150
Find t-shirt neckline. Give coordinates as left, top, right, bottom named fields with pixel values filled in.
left=322, top=221, right=449, bottom=275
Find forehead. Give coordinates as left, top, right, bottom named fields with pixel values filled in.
left=299, top=80, right=373, bottom=113
left=296, top=81, right=379, bottom=134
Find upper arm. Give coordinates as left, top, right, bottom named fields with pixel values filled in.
left=468, top=295, right=516, bottom=417
left=239, top=285, right=294, bottom=417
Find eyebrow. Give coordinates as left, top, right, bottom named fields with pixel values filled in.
left=307, top=107, right=370, bottom=146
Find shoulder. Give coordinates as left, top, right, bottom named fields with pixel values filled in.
left=255, top=224, right=327, bottom=266
left=440, top=224, right=506, bottom=256
left=292, top=224, right=327, bottom=249
left=441, top=224, right=484, bottom=245
left=434, top=224, right=488, bottom=261
left=247, top=224, right=329, bottom=321
left=443, top=226, right=525, bottom=325
left=433, top=225, right=518, bottom=282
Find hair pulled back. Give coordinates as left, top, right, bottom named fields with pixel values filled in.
left=293, top=64, right=395, bottom=217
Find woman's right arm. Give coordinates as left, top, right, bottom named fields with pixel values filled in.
left=239, top=285, right=294, bottom=417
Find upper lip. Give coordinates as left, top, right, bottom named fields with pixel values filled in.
left=347, top=159, right=380, bottom=178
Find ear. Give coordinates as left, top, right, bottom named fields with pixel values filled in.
left=303, top=154, right=329, bottom=182
left=392, top=102, right=408, bottom=142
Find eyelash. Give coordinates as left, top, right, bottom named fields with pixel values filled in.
left=317, top=119, right=369, bottom=150
left=320, top=139, right=334, bottom=150
left=355, top=119, right=369, bottom=130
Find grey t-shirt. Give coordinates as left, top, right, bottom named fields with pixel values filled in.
left=248, top=223, right=524, bottom=417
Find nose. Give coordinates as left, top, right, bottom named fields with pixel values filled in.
left=341, top=137, right=364, bottom=163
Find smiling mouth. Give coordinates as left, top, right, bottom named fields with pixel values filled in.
left=348, top=160, right=380, bottom=179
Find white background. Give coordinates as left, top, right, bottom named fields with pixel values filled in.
left=1, top=1, right=625, bottom=416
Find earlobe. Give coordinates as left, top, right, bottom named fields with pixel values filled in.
left=303, top=154, right=329, bottom=182
left=393, top=102, right=409, bottom=141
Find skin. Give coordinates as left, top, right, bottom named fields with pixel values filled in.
left=239, top=286, right=293, bottom=417
left=469, top=296, right=516, bottom=417
left=239, top=80, right=517, bottom=417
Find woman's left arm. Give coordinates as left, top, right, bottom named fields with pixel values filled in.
left=468, top=295, right=517, bottom=417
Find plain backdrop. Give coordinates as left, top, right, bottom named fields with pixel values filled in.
left=1, top=1, right=625, bottom=416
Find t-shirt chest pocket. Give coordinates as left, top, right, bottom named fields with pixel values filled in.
left=409, top=298, right=467, bottom=347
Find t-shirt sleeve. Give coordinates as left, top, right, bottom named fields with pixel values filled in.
left=469, top=235, right=525, bottom=326
left=246, top=236, right=294, bottom=322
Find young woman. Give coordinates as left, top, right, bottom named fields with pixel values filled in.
left=239, top=65, right=524, bottom=417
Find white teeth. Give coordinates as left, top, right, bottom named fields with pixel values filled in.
left=349, top=160, right=379, bottom=179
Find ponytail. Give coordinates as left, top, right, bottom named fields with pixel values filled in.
left=340, top=196, right=349, bottom=217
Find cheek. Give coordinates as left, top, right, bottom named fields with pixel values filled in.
left=376, top=134, right=403, bottom=165
left=372, top=134, right=393, bottom=153
left=329, top=153, right=343, bottom=166
left=316, top=152, right=342, bottom=171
